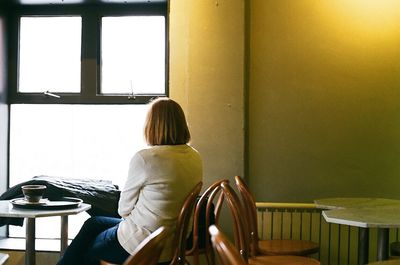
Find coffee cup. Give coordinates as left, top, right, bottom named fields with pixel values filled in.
left=21, top=185, right=47, bottom=203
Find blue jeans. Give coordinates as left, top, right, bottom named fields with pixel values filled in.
left=57, top=216, right=130, bottom=265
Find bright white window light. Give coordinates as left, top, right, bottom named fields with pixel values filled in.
left=19, top=17, right=82, bottom=93
left=9, top=104, right=148, bottom=238
left=101, top=16, right=165, bottom=95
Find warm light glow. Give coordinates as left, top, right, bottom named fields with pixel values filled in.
left=324, top=0, right=400, bottom=32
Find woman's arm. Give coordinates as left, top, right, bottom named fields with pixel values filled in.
left=118, top=152, right=146, bottom=218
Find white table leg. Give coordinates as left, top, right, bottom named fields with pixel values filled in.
left=60, top=216, right=68, bottom=256
left=26, top=218, right=36, bottom=265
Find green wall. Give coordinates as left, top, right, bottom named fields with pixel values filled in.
left=249, top=0, right=400, bottom=202
left=170, top=0, right=400, bottom=204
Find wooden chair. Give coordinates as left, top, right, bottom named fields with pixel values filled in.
left=220, top=181, right=321, bottom=265
left=185, top=179, right=228, bottom=265
left=169, top=181, right=203, bottom=265
left=234, top=176, right=319, bottom=256
left=122, top=226, right=170, bottom=265
left=101, top=181, right=202, bottom=265
left=101, top=226, right=169, bottom=265
left=209, top=224, right=247, bottom=265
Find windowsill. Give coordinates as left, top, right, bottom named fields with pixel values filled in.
left=0, top=238, right=71, bottom=252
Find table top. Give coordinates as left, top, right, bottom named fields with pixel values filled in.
left=315, top=197, right=400, bottom=210
left=314, top=197, right=400, bottom=228
left=0, top=200, right=91, bottom=218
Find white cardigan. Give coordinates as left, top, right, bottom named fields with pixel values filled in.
left=117, top=144, right=203, bottom=262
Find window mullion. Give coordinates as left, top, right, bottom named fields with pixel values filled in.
left=81, top=10, right=99, bottom=100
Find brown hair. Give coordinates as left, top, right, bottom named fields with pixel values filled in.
left=144, top=98, right=191, bottom=146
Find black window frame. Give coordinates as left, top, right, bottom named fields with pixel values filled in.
left=8, top=2, right=169, bottom=105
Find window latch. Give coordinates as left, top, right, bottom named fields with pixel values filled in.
left=128, top=92, right=136, bottom=100
left=128, top=80, right=136, bottom=100
left=44, top=91, right=61, bottom=99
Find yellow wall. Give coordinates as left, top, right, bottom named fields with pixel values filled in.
left=170, top=0, right=400, bottom=203
left=169, top=0, right=245, bottom=188
left=249, top=0, right=400, bottom=202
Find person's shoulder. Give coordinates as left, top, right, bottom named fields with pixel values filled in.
left=186, top=144, right=200, bottom=153
left=135, top=144, right=199, bottom=156
left=135, top=146, right=152, bottom=154
left=182, top=144, right=200, bottom=155
left=130, top=147, right=152, bottom=162
left=158, top=144, right=200, bottom=154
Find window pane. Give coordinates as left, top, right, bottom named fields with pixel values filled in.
left=19, top=17, right=82, bottom=93
left=9, top=104, right=148, bottom=238
left=101, top=16, right=165, bottom=95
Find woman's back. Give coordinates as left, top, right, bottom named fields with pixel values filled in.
left=118, top=144, right=202, bottom=262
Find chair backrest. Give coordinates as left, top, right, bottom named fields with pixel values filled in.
left=169, top=181, right=203, bottom=265
left=122, top=226, right=170, bottom=265
left=234, top=175, right=261, bottom=255
left=185, top=179, right=228, bottom=265
left=220, top=181, right=250, bottom=262
left=217, top=182, right=321, bottom=265
left=209, top=225, right=247, bottom=265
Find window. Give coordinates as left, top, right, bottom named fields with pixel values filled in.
left=7, top=2, right=168, bottom=240
left=9, top=104, right=148, bottom=188
left=101, top=16, right=165, bottom=95
left=9, top=104, right=148, bottom=239
left=19, top=16, right=82, bottom=93
left=9, top=3, right=168, bottom=104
